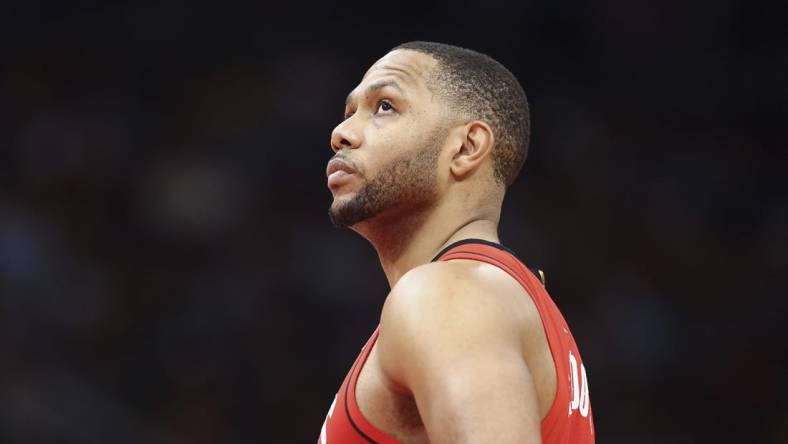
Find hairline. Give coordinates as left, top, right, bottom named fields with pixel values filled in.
left=390, top=42, right=529, bottom=188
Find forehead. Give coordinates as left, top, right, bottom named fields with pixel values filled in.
left=363, top=49, right=438, bottom=85
left=346, top=50, right=438, bottom=103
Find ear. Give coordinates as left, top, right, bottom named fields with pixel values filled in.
left=449, top=120, right=494, bottom=180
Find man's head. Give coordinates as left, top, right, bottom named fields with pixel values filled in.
left=327, top=41, right=530, bottom=230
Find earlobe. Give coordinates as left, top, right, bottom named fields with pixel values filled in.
left=450, top=121, right=494, bottom=179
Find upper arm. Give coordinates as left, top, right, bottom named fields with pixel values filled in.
left=377, top=262, right=542, bottom=444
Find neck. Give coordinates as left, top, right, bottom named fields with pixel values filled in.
left=353, top=200, right=501, bottom=288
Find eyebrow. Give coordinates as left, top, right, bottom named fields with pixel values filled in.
left=345, top=80, right=406, bottom=107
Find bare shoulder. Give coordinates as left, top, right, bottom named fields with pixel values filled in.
left=377, top=259, right=539, bottom=388
left=381, top=259, right=533, bottom=332
left=375, top=260, right=547, bottom=441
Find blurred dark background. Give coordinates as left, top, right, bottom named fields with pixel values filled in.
left=0, top=1, right=786, bottom=443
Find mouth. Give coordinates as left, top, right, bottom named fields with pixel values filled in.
left=326, top=159, right=357, bottom=177
left=326, top=158, right=358, bottom=190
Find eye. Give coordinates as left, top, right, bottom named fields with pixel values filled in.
left=376, top=100, right=395, bottom=115
left=343, top=110, right=355, bottom=120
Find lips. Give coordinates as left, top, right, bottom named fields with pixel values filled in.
left=326, top=159, right=357, bottom=177
left=326, top=158, right=358, bottom=190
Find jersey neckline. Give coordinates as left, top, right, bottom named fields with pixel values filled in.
left=430, top=238, right=517, bottom=262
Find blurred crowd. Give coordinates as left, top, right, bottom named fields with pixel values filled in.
left=0, top=1, right=785, bottom=443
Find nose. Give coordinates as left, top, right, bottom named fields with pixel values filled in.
left=330, top=119, right=361, bottom=153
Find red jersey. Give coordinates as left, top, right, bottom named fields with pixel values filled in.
left=318, top=239, right=595, bottom=443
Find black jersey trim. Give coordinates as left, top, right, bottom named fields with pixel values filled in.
left=343, top=345, right=378, bottom=443
left=430, top=238, right=546, bottom=286
left=431, top=238, right=517, bottom=262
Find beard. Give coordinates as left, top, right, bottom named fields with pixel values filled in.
left=328, top=131, right=444, bottom=229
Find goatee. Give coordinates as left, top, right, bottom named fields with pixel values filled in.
left=328, top=141, right=441, bottom=229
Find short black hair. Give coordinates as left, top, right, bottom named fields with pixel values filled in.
left=393, top=41, right=531, bottom=188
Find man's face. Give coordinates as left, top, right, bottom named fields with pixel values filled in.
left=327, top=49, right=448, bottom=229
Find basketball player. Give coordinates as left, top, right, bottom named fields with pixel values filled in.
left=319, top=42, right=594, bottom=444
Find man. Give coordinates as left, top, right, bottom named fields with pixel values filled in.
left=319, top=41, right=594, bottom=444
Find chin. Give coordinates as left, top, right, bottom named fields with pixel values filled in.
left=330, top=193, right=354, bottom=210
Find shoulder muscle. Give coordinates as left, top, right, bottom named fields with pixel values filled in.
left=376, top=260, right=542, bottom=443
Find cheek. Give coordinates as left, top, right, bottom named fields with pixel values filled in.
left=362, top=115, right=433, bottom=174
left=361, top=134, right=401, bottom=174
